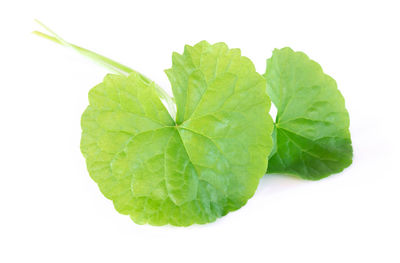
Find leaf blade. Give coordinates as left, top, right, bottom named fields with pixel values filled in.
left=81, top=42, right=273, bottom=225
left=265, top=47, right=353, bottom=180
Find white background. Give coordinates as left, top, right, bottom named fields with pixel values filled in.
left=1, top=0, right=399, bottom=262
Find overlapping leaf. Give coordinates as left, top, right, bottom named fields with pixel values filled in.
left=264, top=48, right=352, bottom=180
left=81, top=41, right=273, bottom=226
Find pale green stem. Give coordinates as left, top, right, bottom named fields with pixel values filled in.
left=33, top=20, right=176, bottom=119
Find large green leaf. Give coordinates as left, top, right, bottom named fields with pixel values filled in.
left=81, top=41, right=273, bottom=226
left=264, top=47, right=352, bottom=180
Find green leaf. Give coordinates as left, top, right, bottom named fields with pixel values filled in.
left=81, top=41, right=273, bottom=226
left=264, top=47, right=352, bottom=180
